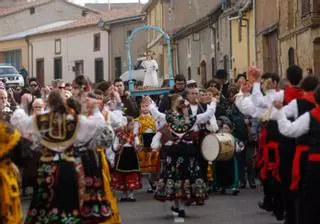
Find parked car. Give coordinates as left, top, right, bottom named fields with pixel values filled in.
left=120, top=57, right=163, bottom=85
left=120, top=57, right=146, bottom=82
left=0, top=64, right=25, bottom=87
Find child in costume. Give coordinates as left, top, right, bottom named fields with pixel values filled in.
left=112, top=117, right=142, bottom=202
left=134, top=98, right=158, bottom=192
left=214, top=116, right=241, bottom=195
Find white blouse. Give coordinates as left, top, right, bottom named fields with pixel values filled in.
left=148, top=101, right=217, bottom=129
left=275, top=109, right=310, bottom=138
left=149, top=101, right=217, bottom=149
left=10, top=108, right=105, bottom=152
left=251, top=82, right=284, bottom=108
left=235, top=92, right=278, bottom=120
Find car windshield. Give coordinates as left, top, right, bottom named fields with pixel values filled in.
left=133, top=60, right=144, bottom=70
left=0, top=67, right=17, bottom=75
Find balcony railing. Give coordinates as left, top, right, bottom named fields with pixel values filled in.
left=302, top=0, right=320, bottom=18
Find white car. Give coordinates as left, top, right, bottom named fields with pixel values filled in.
left=0, top=65, right=24, bottom=87
left=120, top=57, right=146, bottom=82
left=120, top=57, right=163, bottom=84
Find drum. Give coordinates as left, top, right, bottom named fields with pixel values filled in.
left=201, top=133, right=235, bottom=161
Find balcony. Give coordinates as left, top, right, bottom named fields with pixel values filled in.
left=301, top=0, right=320, bottom=27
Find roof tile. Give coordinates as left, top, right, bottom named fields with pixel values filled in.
left=36, top=6, right=144, bottom=35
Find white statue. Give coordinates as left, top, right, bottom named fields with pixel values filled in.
left=142, top=52, right=159, bottom=88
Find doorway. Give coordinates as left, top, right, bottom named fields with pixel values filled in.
left=114, top=57, right=122, bottom=78
left=314, top=38, right=320, bottom=76
left=95, top=58, right=104, bottom=83
left=75, top=60, right=84, bottom=77
left=200, top=61, right=207, bottom=87
left=36, top=58, right=44, bottom=86
left=54, top=57, right=62, bottom=80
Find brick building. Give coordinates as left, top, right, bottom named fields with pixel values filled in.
left=255, top=0, right=279, bottom=74
left=279, top=0, right=320, bottom=76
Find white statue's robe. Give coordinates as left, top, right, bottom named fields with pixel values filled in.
left=142, top=59, right=159, bottom=87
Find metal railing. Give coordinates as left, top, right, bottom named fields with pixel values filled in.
left=301, top=0, right=320, bottom=18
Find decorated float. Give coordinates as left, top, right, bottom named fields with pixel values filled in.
left=126, top=25, right=174, bottom=97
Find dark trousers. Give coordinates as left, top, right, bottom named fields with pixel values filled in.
left=279, top=141, right=296, bottom=224
left=301, top=161, right=320, bottom=224
left=237, top=146, right=256, bottom=185
left=262, top=172, right=284, bottom=218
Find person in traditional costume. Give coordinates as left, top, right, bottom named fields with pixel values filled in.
left=249, top=66, right=303, bottom=224
left=80, top=95, right=122, bottom=224
left=20, top=97, right=45, bottom=197
left=112, top=117, right=142, bottom=202
left=186, top=86, right=216, bottom=205
left=11, top=90, right=113, bottom=223
left=148, top=94, right=217, bottom=218
left=272, top=85, right=320, bottom=224
left=142, top=51, right=159, bottom=88
left=247, top=75, right=318, bottom=223
left=134, top=98, right=158, bottom=193
left=0, top=119, right=23, bottom=224
left=214, top=116, right=240, bottom=195
left=236, top=78, right=285, bottom=220
left=225, top=84, right=256, bottom=189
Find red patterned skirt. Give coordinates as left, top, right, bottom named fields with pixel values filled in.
left=112, top=171, right=142, bottom=191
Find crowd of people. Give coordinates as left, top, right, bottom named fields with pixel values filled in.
left=0, top=65, right=318, bottom=224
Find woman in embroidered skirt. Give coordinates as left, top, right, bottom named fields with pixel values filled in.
left=11, top=91, right=113, bottom=223
left=147, top=94, right=217, bottom=218
left=112, top=117, right=142, bottom=202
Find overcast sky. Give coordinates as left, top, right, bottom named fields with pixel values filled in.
left=73, top=0, right=149, bottom=6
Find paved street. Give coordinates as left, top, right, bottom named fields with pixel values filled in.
left=22, top=184, right=282, bottom=224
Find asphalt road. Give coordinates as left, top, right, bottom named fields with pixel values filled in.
left=22, top=184, right=283, bottom=224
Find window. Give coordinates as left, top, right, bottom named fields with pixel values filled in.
left=187, top=37, right=191, bottom=56
left=36, top=58, right=44, bottom=87
left=94, top=33, right=101, bottom=51
left=127, top=30, right=132, bottom=38
left=288, top=48, right=295, bottom=66
left=30, top=7, right=35, bottom=15
left=223, top=55, right=229, bottom=72
left=54, top=57, right=62, bottom=79
left=82, top=10, right=88, bottom=17
left=95, top=58, right=104, bottom=83
left=114, top=57, right=122, bottom=78
left=187, top=67, right=191, bottom=80
left=55, top=39, right=61, bottom=55
left=301, top=0, right=311, bottom=18
left=75, top=60, right=84, bottom=76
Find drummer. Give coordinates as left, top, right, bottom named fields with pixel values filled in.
left=214, top=116, right=241, bottom=195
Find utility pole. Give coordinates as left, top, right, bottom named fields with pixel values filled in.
left=108, top=0, right=111, bottom=10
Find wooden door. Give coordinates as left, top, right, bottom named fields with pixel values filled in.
left=265, top=31, right=278, bottom=73
left=314, top=38, right=320, bottom=76
left=75, top=60, right=84, bottom=77
left=114, top=57, right=122, bottom=78
left=95, top=58, right=104, bottom=83
left=36, top=58, right=44, bottom=87
left=200, top=61, right=207, bottom=87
